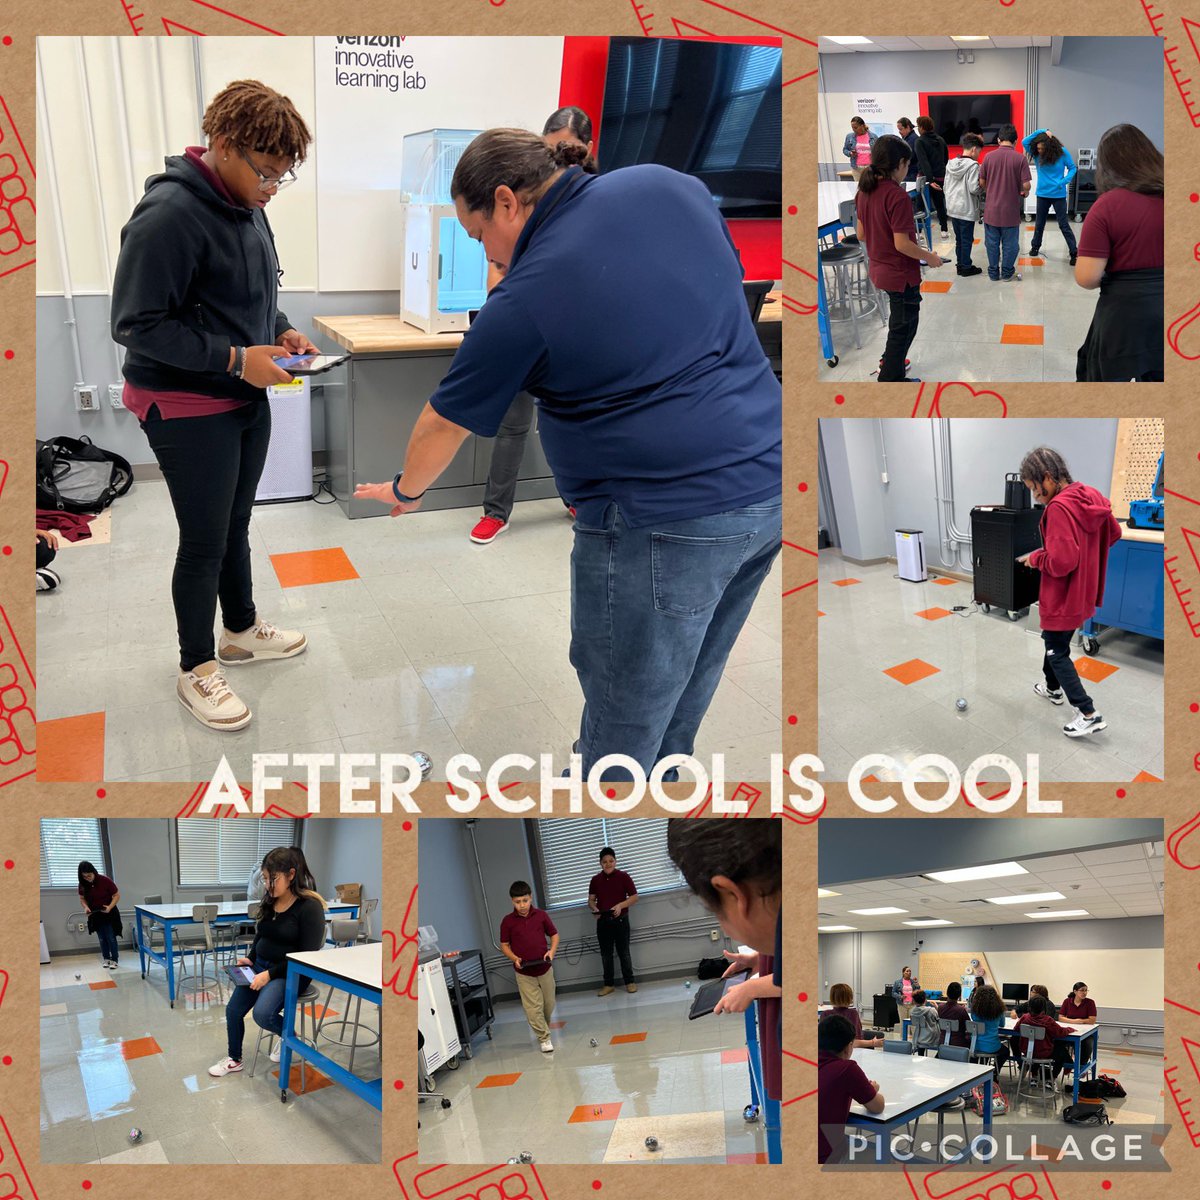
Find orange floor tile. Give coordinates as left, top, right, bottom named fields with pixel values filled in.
left=883, top=658, right=941, bottom=685
left=727, top=1153, right=769, bottom=1165
left=549, top=1020, right=567, bottom=1030
left=1026, top=224, right=1035, bottom=231
left=272, top=1064, right=333, bottom=1093
left=973, top=239, right=981, bottom=245
left=478, top=1072, right=523, bottom=1088
left=1000, top=324, right=1045, bottom=345
left=1133, top=770, right=1163, bottom=783
left=933, top=577, right=959, bottom=586
left=610, top=1032, right=648, bottom=1045
left=818, top=611, right=826, bottom=617
left=88, top=980, right=117, bottom=991
left=921, top=281, right=953, bottom=294
left=862, top=774, right=881, bottom=784
left=120, top=1036, right=162, bottom=1060
left=915, top=607, right=953, bottom=621
left=37, top=711, right=105, bottom=783
left=721, top=1048, right=749, bottom=1065
left=270, top=546, right=359, bottom=588
left=1018, top=257, right=1044, bottom=267
left=569, top=1102, right=623, bottom=1123
left=304, top=1004, right=338, bottom=1020
left=832, top=578, right=861, bottom=588
left=1075, top=656, right=1119, bottom=683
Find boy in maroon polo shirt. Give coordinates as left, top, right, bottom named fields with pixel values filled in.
left=588, top=846, right=639, bottom=996
left=499, top=881, right=561, bottom=1052
left=817, top=1014, right=885, bottom=1164
left=978, top=124, right=1032, bottom=282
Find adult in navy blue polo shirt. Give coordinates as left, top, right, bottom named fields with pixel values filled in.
left=356, top=129, right=782, bottom=778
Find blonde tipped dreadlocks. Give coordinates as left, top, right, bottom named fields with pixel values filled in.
left=201, top=80, right=312, bottom=165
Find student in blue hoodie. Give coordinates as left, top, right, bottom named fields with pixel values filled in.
left=1022, top=128, right=1079, bottom=264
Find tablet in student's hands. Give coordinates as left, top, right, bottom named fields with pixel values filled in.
left=688, top=970, right=750, bottom=1019
left=226, top=964, right=256, bottom=987
left=275, top=353, right=348, bottom=374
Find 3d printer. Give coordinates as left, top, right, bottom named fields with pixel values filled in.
left=1127, top=453, right=1164, bottom=531
left=400, top=129, right=488, bottom=334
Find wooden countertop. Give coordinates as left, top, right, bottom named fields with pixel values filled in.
left=314, top=291, right=781, bottom=355
left=1119, top=524, right=1165, bottom=545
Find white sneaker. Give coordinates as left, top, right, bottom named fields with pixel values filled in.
left=178, top=661, right=252, bottom=732
left=208, top=1057, right=244, bottom=1077
left=218, top=617, right=307, bottom=665
left=1033, top=682, right=1065, bottom=705
left=1063, top=709, right=1107, bottom=738
left=540, top=1039, right=555, bottom=1053
left=270, top=1042, right=282, bottom=1063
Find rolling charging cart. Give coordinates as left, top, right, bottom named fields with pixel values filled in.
left=970, top=505, right=1042, bottom=621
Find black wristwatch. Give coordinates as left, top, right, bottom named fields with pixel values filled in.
left=392, top=473, right=426, bottom=504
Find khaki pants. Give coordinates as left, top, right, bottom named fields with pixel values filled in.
left=516, top=967, right=556, bottom=1043
left=896, top=1001, right=914, bottom=1028
left=851, top=166, right=865, bottom=182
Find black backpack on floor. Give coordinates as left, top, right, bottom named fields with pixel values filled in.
left=36, top=436, right=133, bottom=513
left=1063, top=1103, right=1112, bottom=1125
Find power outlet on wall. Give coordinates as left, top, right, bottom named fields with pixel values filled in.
left=710, top=929, right=720, bottom=942
left=73, top=384, right=99, bottom=412
left=76, top=922, right=87, bottom=932
left=108, top=383, right=125, bottom=409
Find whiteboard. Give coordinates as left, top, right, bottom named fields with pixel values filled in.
left=314, top=37, right=564, bottom=292
left=984, top=949, right=1163, bottom=1012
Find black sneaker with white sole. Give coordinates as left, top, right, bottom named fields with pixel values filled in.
left=1033, top=682, right=1065, bottom=705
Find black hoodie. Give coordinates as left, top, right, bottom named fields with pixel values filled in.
left=110, top=151, right=291, bottom=403
left=915, top=131, right=948, bottom=181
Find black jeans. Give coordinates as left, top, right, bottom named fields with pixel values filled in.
left=1042, top=629, right=1094, bottom=713
left=929, top=180, right=948, bottom=230
left=482, top=392, right=535, bottom=522
left=880, top=284, right=922, bottom=381
left=1031, top=195, right=1077, bottom=257
left=596, top=913, right=635, bottom=986
left=36, top=540, right=57, bottom=570
left=141, top=402, right=271, bottom=671
left=950, top=218, right=975, bottom=268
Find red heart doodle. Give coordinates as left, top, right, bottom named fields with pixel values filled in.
left=1167, top=808, right=1200, bottom=870
left=1168, top=298, right=1200, bottom=361
left=911, top=381, right=1009, bottom=420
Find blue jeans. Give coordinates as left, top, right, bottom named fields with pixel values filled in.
left=984, top=224, right=1020, bottom=280
left=95, top=922, right=119, bottom=963
left=950, top=218, right=975, bottom=268
left=225, top=959, right=286, bottom=1062
left=570, top=498, right=782, bottom=779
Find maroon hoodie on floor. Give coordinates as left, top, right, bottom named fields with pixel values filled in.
left=1027, top=482, right=1122, bottom=632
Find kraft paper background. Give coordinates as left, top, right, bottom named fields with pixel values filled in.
left=1, top=2, right=1198, bottom=1197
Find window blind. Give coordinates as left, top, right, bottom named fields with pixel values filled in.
left=39, top=819, right=108, bottom=888
left=534, top=818, right=684, bottom=909
left=176, top=818, right=300, bottom=887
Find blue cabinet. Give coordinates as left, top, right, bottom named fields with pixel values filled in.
left=1081, top=536, right=1164, bottom=648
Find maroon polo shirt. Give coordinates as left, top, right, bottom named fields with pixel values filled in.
left=818, top=1049, right=878, bottom=1164
left=822, top=1005, right=863, bottom=1040
left=1078, top=189, right=1164, bottom=272
left=937, top=1000, right=971, bottom=1048
left=589, top=868, right=637, bottom=912
left=979, top=145, right=1031, bottom=228
left=1059, top=994, right=1097, bottom=1022
left=499, top=906, right=558, bottom=977
left=79, top=874, right=118, bottom=910
left=855, top=178, right=920, bottom=294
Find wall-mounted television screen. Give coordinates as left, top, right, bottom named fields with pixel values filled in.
left=599, top=37, right=782, bottom=219
left=927, top=93, right=1015, bottom=146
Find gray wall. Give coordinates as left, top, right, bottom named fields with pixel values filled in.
left=418, top=819, right=728, bottom=1001
left=36, top=290, right=397, bottom=467
left=819, top=817, right=1162, bottom=886
left=818, top=916, right=1164, bottom=1049
left=39, top=817, right=378, bottom=954
left=821, top=418, right=1120, bottom=570
left=818, top=37, right=1163, bottom=174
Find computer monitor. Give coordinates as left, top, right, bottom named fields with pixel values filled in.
left=1002, top=983, right=1029, bottom=1003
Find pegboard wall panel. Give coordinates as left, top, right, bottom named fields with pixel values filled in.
left=1110, top=416, right=1165, bottom=519
left=918, top=950, right=999, bottom=994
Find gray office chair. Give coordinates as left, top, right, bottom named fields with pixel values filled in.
left=908, top=1045, right=972, bottom=1163
left=1013, top=1024, right=1058, bottom=1113
left=356, top=898, right=380, bottom=944
left=968, top=1020, right=1000, bottom=1074
left=315, top=919, right=381, bottom=1075
left=175, top=904, right=224, bottom=1005
left=141, top=895, right=167, bottom=975
left=937, top=1017, right=961, bottom=1047
left=248, top=980, right=321, bottom=1093
left=882, top=1039, right=914, bottom=1054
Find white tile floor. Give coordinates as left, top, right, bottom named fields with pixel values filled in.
left=418, top=977, right=771, bottom=1164
left=37, top=486, right=781, bottom=782
left=818, top=554, right=1164, bottom=783
left=818, top=219, right=1097, bottom=384
left=40, top=949, right=382, bottom=1164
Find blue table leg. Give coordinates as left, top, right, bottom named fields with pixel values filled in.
left=816, top=241, right=834, bottom=363
left=280, top=965, right=299, bottom=1102
left=165, top=921, right=176, bottom=1007
left=135, top=909, right=146, bottom=978
left=922, top=184, right=934, bottom=249
left=982, top=1075, right=993, bottom=1158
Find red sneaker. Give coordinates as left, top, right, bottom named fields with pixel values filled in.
left=470, top=515, right=508, bottom=545
left=568, top=506, right=577, bottom=518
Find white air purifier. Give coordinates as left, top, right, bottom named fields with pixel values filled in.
left=257, top=377, right=313, bottom=503
left=895, top=529, right=927, bottom=582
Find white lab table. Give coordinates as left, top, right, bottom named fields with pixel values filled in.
left=279, top=943, right=382, bottom=1110
left=844, top=1046, right=993, bottom=1163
